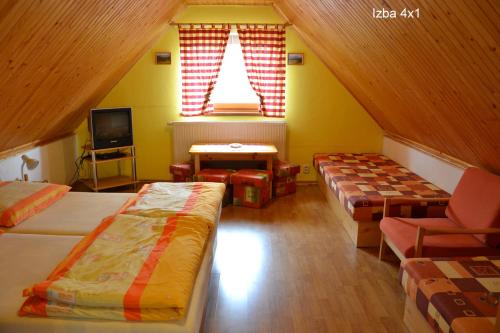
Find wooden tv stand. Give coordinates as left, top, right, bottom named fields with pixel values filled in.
left=82, top=145, right=137, bottom=192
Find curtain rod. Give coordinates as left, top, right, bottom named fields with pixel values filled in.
left=169, top=22, right=292, bottom=27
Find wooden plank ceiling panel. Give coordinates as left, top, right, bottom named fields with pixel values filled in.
left=0, top=0, right=184, bottom=152
left=185, top=1, right=274, bottom=5
left=275, top=0, right=500, bottom=173
left=1, top=0, right=498, bottom=174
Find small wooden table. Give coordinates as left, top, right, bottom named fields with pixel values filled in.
left=189, top=143, right=278, bottom=197
left=189, top=143, right=278, bottom=172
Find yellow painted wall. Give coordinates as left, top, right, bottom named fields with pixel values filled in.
left=76, top=6, right=382, bottom=181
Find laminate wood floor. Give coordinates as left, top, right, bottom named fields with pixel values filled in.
left=202, top=185, right=408, bottom=333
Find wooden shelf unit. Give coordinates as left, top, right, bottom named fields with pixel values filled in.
left=85, top=155, right=135, bottom=165
left=81, top=175, right=136, bottom=191
left=83, top=145, right=137, bottom=192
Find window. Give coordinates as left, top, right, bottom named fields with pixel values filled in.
left=209, top=28, right=260, bottom=115
left=179, top=24, right=285, bottom=117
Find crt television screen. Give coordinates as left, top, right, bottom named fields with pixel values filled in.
left=90, top=108, right=133, bottom=149
left=93, top=111, right=130, bottom=140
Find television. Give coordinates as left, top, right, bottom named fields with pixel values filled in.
left=89, top=107, right=133, bottom=150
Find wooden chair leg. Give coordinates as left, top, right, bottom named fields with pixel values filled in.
left=379, top=233, right=387, bottom=261
left=414, top=227, right=425, bottom=257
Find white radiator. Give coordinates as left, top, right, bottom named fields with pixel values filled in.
left=171, top=121, right=287, bottom=162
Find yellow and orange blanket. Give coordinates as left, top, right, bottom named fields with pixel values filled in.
left=122, top=182, right=223, bottom=227
left=0, top=181, right=70, bottom=227
left=19, top=182, right=225, bottom=321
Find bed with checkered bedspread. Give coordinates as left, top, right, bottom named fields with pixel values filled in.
left=313, top=153, right=450, bottom=221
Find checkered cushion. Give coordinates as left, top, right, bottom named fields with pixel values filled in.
left=313, top=153, right=450, bottom=221
left=400, top=257, right=500, bottom=333
left=313, top=153, right=397, bottom=175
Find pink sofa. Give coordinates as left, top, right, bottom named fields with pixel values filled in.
left=379, top=167, right=500, bottom=259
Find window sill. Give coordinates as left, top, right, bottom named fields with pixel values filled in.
left=212, top=103, right=260, bottom=116
left=210, top=112, right=262, bottom=116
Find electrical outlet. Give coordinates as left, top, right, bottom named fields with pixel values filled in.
left=303, top=165, right=310, bottom=174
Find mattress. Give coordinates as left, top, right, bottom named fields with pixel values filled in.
left=400, top=256, right=499, bottom=333
left=313, top=152, right=398, bottom=175
left=313, top=153, right=449, bottom=221
left=0, top=192, right=134, bottom=235
left=0, top=230, right=216, bottom=332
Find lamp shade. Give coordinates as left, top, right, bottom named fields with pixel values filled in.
left=21, top=154, right=39, bottom=170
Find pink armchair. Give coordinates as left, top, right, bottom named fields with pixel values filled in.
left=379, top=167, right=500, bottom=260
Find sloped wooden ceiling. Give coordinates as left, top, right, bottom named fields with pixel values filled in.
left=274, top=0, right=500, bottom=173
left=1, top=0, right=499, bottom=174
left=0, top=0, right=183, bottom=154
left=185, top=1, right=273, bottom=4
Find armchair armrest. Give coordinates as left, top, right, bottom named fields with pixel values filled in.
left=414, top=226, right=500, bottom=257
left=420, top=227, right=500, bottom=235
left=383, top=197, right=450, bottom=219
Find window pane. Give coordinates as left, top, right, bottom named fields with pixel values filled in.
left=210, top=28, right=259, bottom=105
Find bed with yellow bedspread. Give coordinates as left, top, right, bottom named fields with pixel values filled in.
left=19, top=182, right=225, bottom=322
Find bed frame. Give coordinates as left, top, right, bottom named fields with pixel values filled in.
left=317, top=173, right=380, bottom=247
left=403, top=297, right=434, bottom=333
left=404, top=295, right=500, bottom=333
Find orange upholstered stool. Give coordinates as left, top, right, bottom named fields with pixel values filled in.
left=230, top=169, right=273, bottom=208
left=194, top=168, right=235, bottom=206
left=169, top=161, right=193, bottom=182
left=273, top=160, right=300, bottom=197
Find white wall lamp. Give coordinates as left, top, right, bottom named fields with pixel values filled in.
left=20, top=154, right=39, bottom=181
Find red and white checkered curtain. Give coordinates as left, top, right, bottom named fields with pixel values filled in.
left=179, top=25, right=230, bottom=116
left=237, top=25, right=286, bottom=117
